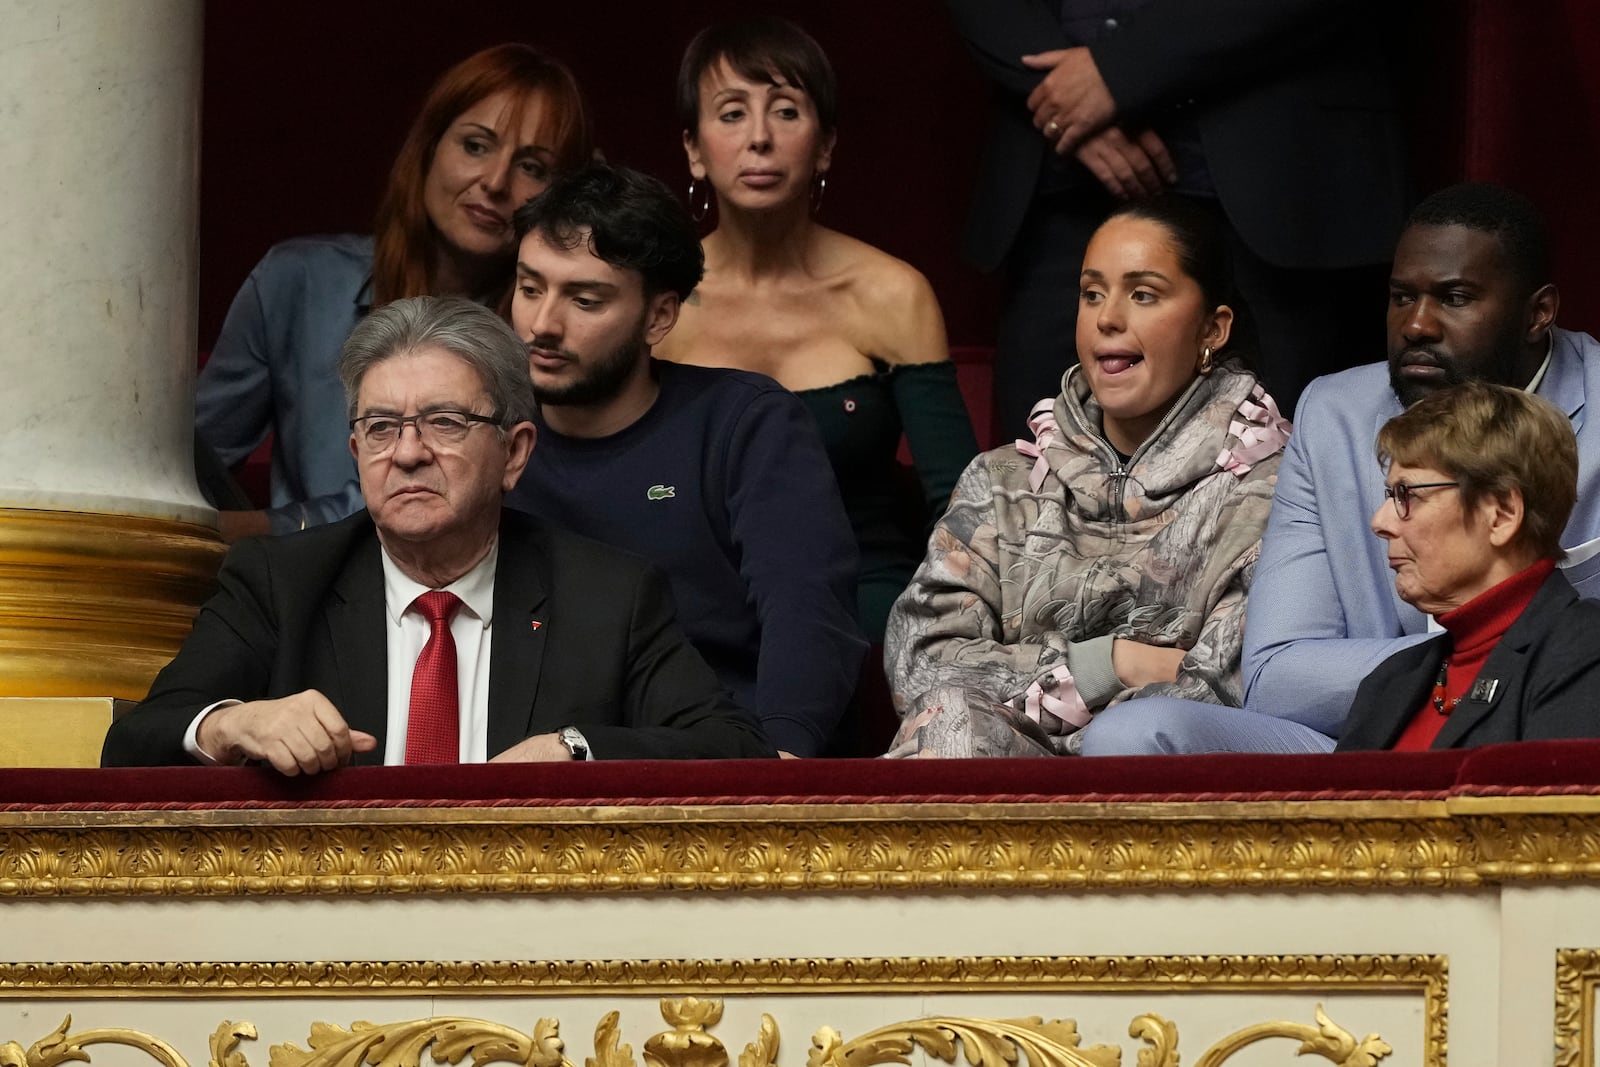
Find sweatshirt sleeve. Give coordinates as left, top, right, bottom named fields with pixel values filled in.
left=723, top=388, right=868, bottom=755
left=886, top=455, right=1092, bottom=713
left=891, top=361, right=981, bottom=532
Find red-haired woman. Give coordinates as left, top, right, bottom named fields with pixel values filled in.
left=197, top=44, right=591, bottom=540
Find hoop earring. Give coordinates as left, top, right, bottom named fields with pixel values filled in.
left=811, top=172, right=828, bottom=215
left=1198, top=346, right=1215, bottom=374
left=688, top=177, right=711, bottom=222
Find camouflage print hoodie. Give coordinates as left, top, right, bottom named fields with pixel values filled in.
left=884, top=361, right=1288, bottom=755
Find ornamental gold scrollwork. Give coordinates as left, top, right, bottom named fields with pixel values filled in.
left=8, top=805, right=1600, bottom=894
left=266, top=1016, right=565, bottom=1067
left=0, top=809, right=1501, bottom=896
left=0, top=999, right=1392, bottom=1067
left=807, top=1005, right=1386, bottom=1067
left=1189, top=1006, right=1391, bottom=1067
left=1555, top=947, right=1600, bottom=1067
left=807, top=1016, right=1124, bottom=1067
left=0, top=1015, right=189, bottom=1067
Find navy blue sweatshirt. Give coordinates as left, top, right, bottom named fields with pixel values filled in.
left=507, top=361, right=866, bottom=756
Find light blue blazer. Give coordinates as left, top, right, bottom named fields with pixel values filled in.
left=1243, top=326, right=1600, bottom=735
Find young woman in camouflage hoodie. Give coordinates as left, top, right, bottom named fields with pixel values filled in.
left=885, top=199, right=1290, bottom=757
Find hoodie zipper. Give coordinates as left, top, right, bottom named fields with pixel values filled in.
left=1059, top=368, right=1210, bottom=523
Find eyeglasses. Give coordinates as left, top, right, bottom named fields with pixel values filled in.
left=1381, top=480, right=1460, bottom=520
left=350, top=410, right=503, bottom=453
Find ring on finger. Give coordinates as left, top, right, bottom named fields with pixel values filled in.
left=1044, top=120, right=1061, bottom=137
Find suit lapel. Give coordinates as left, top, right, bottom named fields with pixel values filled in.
left=1341, top=636, right=1445, bottom=750
left=486, top=517, right=551, bottom=757
left=1433, top=645, right=1523, bottom=749
left=1434, top=572, right=1573, bottom=748
left=324, top=534, right=389, bottom=763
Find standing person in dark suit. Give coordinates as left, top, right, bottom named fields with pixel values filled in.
left=947, top=0, right=1410, bottom=436
left=1339, top=382, right=1600, bottom=750
left=103, top=297, right=773, bottom=773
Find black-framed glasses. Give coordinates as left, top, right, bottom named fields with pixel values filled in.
left=1381, top=480, right=1460, bottom=520
left=350, top=410, right=503, bottom=452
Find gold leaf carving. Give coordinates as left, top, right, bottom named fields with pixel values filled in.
left=20, top=1018, right=83, bottom=1067
left=1193, top=1004, right=1391, bottom=1067
left=0, top=1002, right=1405, bottom=1067
left=808, top=1016, right=1122, bottom=1067
left=588, top=1013, right=634, bottom=1067
left=6, top=800, right=1585, bottom=895
left=1128, top=1014, right=1177, bottom=1067
left=267, top=1019, right=553, bottom=1067
left=645, top=998, right=727, bottom=1067
left=210, top=1023, right=258, bottom=1067
left=736, top=1017, right=778, bottom=1067
left=2, top=1016, right=190, bottom=1067
left=1556, top=947, right=1598, bottom=1067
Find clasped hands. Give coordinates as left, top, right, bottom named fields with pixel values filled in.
left=195, top=689, right=573, bottom=775
left=1023, top=47, right=1176, bottom=201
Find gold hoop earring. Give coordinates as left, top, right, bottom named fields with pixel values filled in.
left=811, top=172, right=828, bottom=214
left=688, top=177, right=711, bottom=222
left=1198, top=346, right=1215, bottom=374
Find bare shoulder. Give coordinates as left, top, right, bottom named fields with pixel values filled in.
left=817, top=228, right=949, bottom=366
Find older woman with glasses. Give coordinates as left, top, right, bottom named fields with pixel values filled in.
left=1337, top=381, right=1600, bottom=751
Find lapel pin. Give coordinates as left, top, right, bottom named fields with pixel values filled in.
left=1468, top=678, right=1499, bottom=703
left=530, top=621, right=543, bottom=632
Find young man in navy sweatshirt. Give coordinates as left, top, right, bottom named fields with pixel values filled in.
left=505, top=163, right=865, bottom=757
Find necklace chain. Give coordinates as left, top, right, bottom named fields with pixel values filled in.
left=1431, top=661, right=1461, bottom=715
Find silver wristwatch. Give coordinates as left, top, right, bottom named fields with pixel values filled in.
left=557, top=725, right=591, bottom=761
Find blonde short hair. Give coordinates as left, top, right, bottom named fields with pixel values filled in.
left=1376, top=380, right=1576, bottom=561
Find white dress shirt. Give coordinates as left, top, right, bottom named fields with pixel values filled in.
left=379, top=539, right=497, bottom=763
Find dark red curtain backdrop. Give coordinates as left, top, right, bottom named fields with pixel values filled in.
left=199, top=1, right=1600, bottom=354
left=1449, top=0, right=1600, bottom=329
left=198, top=0, right=999, bottom=349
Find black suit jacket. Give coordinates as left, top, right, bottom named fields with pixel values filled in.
left=1337, top=571, right=1600, bottom=751
left=101, top=510, right=775, bottom=765
left=946, top=0, right=1409, bottom=272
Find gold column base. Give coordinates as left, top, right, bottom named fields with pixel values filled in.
left=0, top=697, right=120, bottom=767
left=0, top=507, right=224, bottom=702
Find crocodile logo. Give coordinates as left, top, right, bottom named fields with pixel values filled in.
left=647, top=484, right=676, bottom=501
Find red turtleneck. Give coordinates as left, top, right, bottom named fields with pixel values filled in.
left=1391, top=558, right=1557, bottom=751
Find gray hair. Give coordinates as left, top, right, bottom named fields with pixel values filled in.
left=338, top=296, right=536, bottom=426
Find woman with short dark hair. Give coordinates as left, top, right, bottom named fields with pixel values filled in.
left=658, top=16, right=978, bottom=641
left=1338, top=381, right=1600, bottom=750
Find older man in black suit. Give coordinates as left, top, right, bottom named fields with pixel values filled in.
left=102, top=297, right=773, bottom=773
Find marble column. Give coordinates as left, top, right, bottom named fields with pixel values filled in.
left=0, top=0, right=221, bottom=742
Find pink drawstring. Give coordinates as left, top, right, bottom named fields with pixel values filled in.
left=1216, top=385, right=1292, bottom=476
left=1022, top=664, right=1092, bottom=733
left=1013, top=398, right=1061, bottom=493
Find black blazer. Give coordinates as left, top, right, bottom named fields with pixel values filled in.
left=101, top=510, right=774, bottom=765
left=945, top=0, right=1409, bottom=272
left=1337, top=571, right=1600, bottom=751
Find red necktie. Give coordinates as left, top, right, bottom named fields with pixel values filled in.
left=405, top=590, right=462, bottom=765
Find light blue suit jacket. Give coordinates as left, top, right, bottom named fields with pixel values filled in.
left=1242, top=326, right=1600, bottom=735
